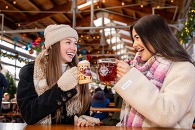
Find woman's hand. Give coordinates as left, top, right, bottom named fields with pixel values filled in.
left=57, top=67, right=78, bottom=91
left=116, top=59, right=131, bottom=79
left=74, top=115, right=100, bottom=126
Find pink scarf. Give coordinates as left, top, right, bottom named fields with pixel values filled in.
left=120, top=53, right=172, bottom=127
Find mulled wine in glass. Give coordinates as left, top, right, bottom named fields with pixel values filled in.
left=97, top=58, right=117, bottom=85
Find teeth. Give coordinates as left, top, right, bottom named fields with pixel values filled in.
left=138, top=49, right=144, bottom=52
left=67, top=52, right=74, bottom=55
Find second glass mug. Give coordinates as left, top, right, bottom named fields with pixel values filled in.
left=97, top=58, right=117, bottom=85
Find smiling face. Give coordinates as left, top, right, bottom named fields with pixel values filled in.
left=132, top=28, right=155, bottom=62
left=60, top=37, right=77, bottom=64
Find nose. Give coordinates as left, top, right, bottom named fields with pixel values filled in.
left=133, top=40, right=138, bottom=48
left=70, top=43, right=77, bottom=51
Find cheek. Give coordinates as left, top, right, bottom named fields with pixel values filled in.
left=144, top=51, right=153, bottom=61
left=60, top=47, right=68, bottom=57
left=60, top=45, right=68, bottom=52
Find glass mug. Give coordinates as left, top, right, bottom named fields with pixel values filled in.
left=97, top=58, right=117, bottom=85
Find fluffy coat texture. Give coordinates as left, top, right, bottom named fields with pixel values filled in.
left=120, top=54, right=172, bottom=127
left=114, top=60, right=195, bottom=129
left=33, top=50, right=81, bottom=124
left=17, top=62, right=90, bottom=125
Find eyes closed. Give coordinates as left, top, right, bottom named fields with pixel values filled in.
left=133, top=34, right=140, bottom=41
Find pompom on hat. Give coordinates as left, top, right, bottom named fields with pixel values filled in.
left=44, top=24, right=78, bottom=49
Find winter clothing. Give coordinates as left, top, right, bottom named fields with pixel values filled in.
left=33, top=50, right=81, bottom=124
left=114, top=58, right=195, bottom=129
left=44, top=24, right=78, bottom=49
left=101, top=93, right=123, bottom=126
left=91, top=91, right=110, bottom=120
left=0, top=66, right=8, bottom=115
left=57, top=67, right=78, bottom=91
left=121, top=54, right=172, bottom=127
left=17, top=62, right=90, bottom=125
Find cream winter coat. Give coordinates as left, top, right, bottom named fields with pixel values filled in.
left=114, top=61, right=195, bottom=129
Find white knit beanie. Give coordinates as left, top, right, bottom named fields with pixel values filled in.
left=44, top=24, right=78, bottom=49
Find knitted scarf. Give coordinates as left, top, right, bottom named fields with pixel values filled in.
left=120, top=52, right=172, bottom=127
left=33, top=50, right=81, bottom=124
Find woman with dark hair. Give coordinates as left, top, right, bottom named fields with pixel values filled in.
left=114, top=15, right=195, bottom=129
left=17, top=24, right=99, bottom=126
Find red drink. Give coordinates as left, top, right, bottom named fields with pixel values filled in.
left=97, top=58, right=117, bottom=85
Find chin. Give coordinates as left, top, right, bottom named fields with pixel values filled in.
left=141, top=57, right=147, bottom=62
left=67, top=59, right=73, bottom=62
left=62, top=59, right=72, bottom=64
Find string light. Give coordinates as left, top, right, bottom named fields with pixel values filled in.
left=0, top=50, right=30, bottom=64
left=122, top=1, right=125, bottom=6
left=178, top=1, right=195, bottom=44
left=157, top=1, right=160, bottom=9
left=140, top=0, right=144, bottom=8
left=5, top=5, right=9, bottom=9
left=13, top=0, right=16, bottom=4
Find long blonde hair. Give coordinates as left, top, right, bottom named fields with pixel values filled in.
left=45, top=42, right=90, bottom=122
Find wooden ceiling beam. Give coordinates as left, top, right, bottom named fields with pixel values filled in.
left=76, top=15, right=91, bottom=27
left=108, top=13, right=136, bottom=25
left=78, top=13, right=84, bottom=19
left=102, top=0, right=128, bottom=7
left=52, top=14, right=71, bottom=23
left=120, top=34, right=132, bottom=40
left=1, top=1, right=27, bottom=21
left=21, top=2, right=73, bottom=25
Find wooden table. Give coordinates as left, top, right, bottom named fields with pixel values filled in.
left=2, top=111, right=21, bottom=117
left=0, top=123, right=193, bottom=130
left=90, top=107, right=121, bottom=112
left=2, top=102, right=10, bottom=104
left=108, top=102, right=115, bottom=107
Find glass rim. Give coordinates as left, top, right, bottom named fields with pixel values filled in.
left=97, top=58, right=116, bottom=63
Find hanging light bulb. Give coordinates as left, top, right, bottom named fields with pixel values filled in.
left=171, top=0, right=174, bottom=3
left=13, top=0, right=16, bottom=4
left=122, top=1, right=125, bottom=6
left=5, top=5, right=9, bottom=9
left=102, top=0, right=105, bottom=3
left=140, top=0, right=143, bottom=8
left=157, top=1, right=160, bottom=9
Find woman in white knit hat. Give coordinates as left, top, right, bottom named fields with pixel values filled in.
left=17, top=24, right=99, bottom=126
left=114, top=15, right=195, bottom=129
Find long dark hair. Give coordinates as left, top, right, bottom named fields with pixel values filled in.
left=129, top=14, right=193, bottom=63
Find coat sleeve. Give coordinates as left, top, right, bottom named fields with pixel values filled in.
left=17, top=63, right=77, bottom=125
left=0, top=73, right=8, bottom=88
left=114, top=62, right=195, bottom=127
